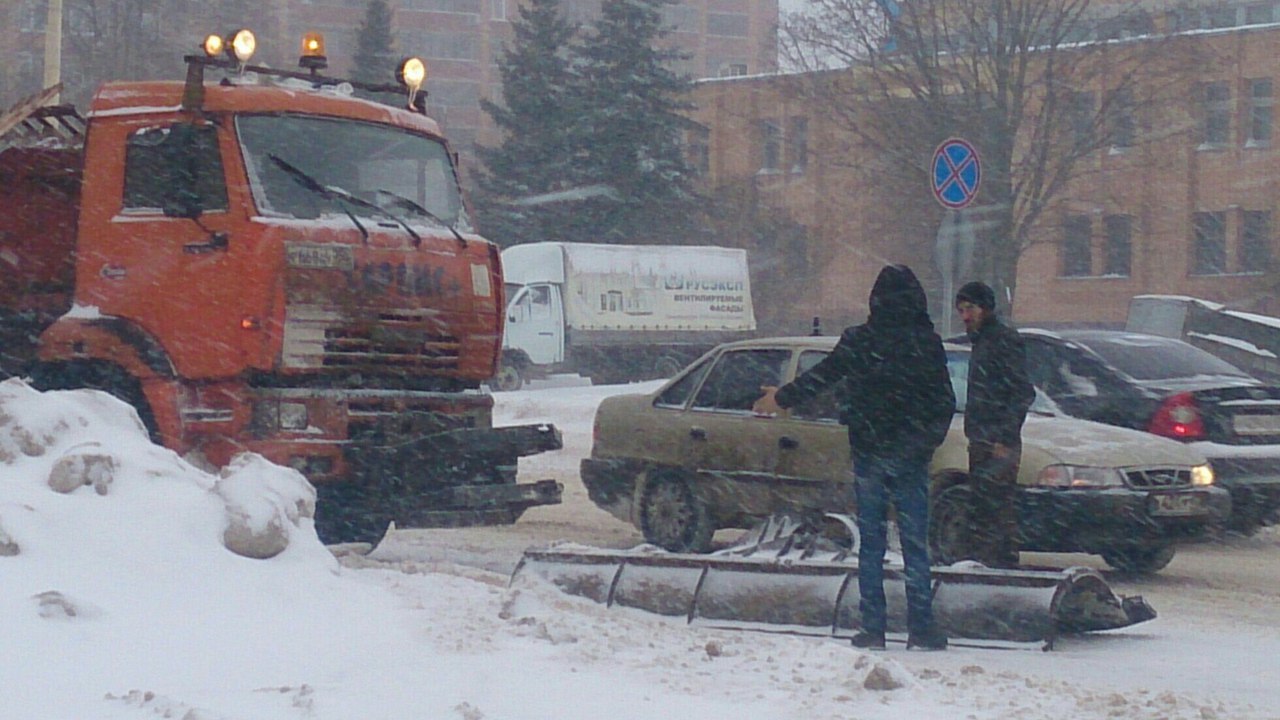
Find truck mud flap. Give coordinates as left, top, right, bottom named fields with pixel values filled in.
left=511, top=530, right=1155, bottom=645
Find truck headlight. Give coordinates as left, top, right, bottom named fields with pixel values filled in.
left=279, top=402, right=309, bottom=430
left=1191, top=464, right=1215, bottom=486
left=1035, top=464, right=1125, bottom=488
left=252, top=401, right=309, bottom=432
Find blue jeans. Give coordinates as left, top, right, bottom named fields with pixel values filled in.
left=853, top=451, right=935, bottom=634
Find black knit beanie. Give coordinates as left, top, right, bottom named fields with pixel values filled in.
left=955, top=281, right=996, bottom=311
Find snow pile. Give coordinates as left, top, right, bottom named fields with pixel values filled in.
left=0, top=378, right=316, bottom=561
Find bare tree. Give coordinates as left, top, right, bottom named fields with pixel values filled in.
left=55, top=0, right=273, bottom=106
left=781, top=0, right=1197, bottom=311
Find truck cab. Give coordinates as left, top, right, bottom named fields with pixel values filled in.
left=0, top=31, right=561, bottom=544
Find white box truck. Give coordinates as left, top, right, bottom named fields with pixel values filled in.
left=494, top=243, right=756, bottom=389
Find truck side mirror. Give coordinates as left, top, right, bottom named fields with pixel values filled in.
left=161, top=124, right=207, bottom=220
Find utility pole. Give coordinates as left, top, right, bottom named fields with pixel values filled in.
left=43, top=0, right=63, bottom=103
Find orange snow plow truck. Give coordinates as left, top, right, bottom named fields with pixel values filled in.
left=0, top=31, right=562, bottom=544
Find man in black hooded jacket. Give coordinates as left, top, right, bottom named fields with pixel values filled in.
left=754, top=265, right=955, bottom=651
left=955, top=280, right=1035, bottom=568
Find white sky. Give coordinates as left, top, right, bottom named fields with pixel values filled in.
left=2, top=376, right=1279, bottom=719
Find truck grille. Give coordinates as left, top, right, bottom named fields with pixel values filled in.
left=283, top=306, right=460, bottom=371
left=1125, top=468, right=1192, bottom=489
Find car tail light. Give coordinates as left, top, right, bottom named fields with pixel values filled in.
left=1148, top=392, right=1205, bottom=440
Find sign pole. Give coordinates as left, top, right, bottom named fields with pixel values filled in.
left=931, top=138, right=982, bottom=334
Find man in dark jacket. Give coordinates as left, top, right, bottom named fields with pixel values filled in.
left=955, top=281, right=1035, bottom=568
left=754, top=265, right=955, bottom=651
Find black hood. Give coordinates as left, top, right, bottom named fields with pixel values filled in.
left=868, top=264, right=933, bottom=329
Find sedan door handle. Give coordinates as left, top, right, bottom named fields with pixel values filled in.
left=689, top=427, right=707, bottom=441
left=779, top=435, right=799, bottom=450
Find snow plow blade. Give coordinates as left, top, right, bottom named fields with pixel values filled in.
left=511, top=539, right=1155, bottom=645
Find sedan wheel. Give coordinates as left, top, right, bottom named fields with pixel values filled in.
left=639, top=474, right=713, bottom=553
left=1101, top=544, right=1176, bottom=574
left=928, top=484, right=982, bottom=565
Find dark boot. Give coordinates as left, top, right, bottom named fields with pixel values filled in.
left=906, top=627, right=948, bottom=651
left=850, top=630, right=886, bottom=650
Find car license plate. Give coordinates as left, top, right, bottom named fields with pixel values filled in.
left=1232, top=413, right=1280, bottom=436
left=1150, top=493, right=1206, bottom=516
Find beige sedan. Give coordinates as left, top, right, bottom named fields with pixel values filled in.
left=581, top=337, right=1231, bottom=573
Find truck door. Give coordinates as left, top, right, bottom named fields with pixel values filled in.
left=505, top=283, right=563, bottom=365
left=78, top=119, right=261, bottom=379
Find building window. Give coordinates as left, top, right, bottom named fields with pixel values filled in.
left=789, top=117, right=808, bottom=174
left=20, top=0, right=46, bottom=32
left=662, top=4, right=702, bottom=32
left=1242, top=210, right=1272, bottom=271
left=1103, top=214, right=1132, bottom=276
left=1192, top=211, right=1227, bottom=275
left=492, top=0, right=506, bottom=20
left=1108, top=88, right=1135, bottom=149
left=1061, top=215, right=1092, bottom=277
left=422, top=32, right=477, bottom=61
left=759, top=121, right=781, bottom=173
left=715, top=61, right=749, bottom=77
left=1246, top=3, right=1275, bottom=23
left=1248, top=78, right=1273, bottom=145
left=1069, top=91, right=1096, bottom=147
left=686, top=128, right=709, bottom=176
left=1202, top=81, right=1231, bottom=147
left=1206, top=5, right=1238, bottom=27
left=707, top=12, right=749, bottom=37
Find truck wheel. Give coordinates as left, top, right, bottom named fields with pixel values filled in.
left=639, top=473, right=713, bottom=553
left=491, top=362, right=523, bottom=392
left=313, top=483, right=391, bottom=546
left=1101, top=544, right=1176, bottom=574
left=928, top=484, right=982, bottom=565
left=30, top=362, right=161, bottom=444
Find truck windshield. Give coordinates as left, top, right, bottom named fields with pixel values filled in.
left=236, top=114, right=467, bottom=229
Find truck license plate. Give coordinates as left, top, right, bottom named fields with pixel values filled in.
left=1150, top=493, right=1205, bottom=516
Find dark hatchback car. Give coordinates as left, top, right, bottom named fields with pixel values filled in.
left=1002, top=329, right=1280, bottom=533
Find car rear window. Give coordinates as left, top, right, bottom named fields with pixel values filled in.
left=1072, top=335, right=1251, bottom=381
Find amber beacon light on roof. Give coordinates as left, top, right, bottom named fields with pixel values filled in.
left=182, top=29, right=430, bottom=114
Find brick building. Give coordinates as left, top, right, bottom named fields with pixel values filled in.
left=688, top=9, right=1280, bottom=333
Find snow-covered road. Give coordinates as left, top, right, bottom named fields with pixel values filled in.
left=367, top=377, right=1280, bottom=715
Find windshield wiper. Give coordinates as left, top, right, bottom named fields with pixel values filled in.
left=375, top=188, right=467, bottom=248
left=266, top=154, right=421, bottom=248
left=267, top=154, right=367, bottom=243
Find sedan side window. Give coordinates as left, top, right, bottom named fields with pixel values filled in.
left=655, top=357, right=713, bottom=408
left=691, top=349, right=791, bottom=412
left=1024, top=340, right=1062, bottom=395
left=791, top=350, right=841, bottom=422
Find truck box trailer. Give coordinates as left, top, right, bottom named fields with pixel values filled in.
left=496, top=242, right=756, bottom=389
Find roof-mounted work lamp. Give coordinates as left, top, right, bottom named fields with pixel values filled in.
left=397, top=57, right=427, bottom=111
left=229, top=29, right=257, bottom=65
